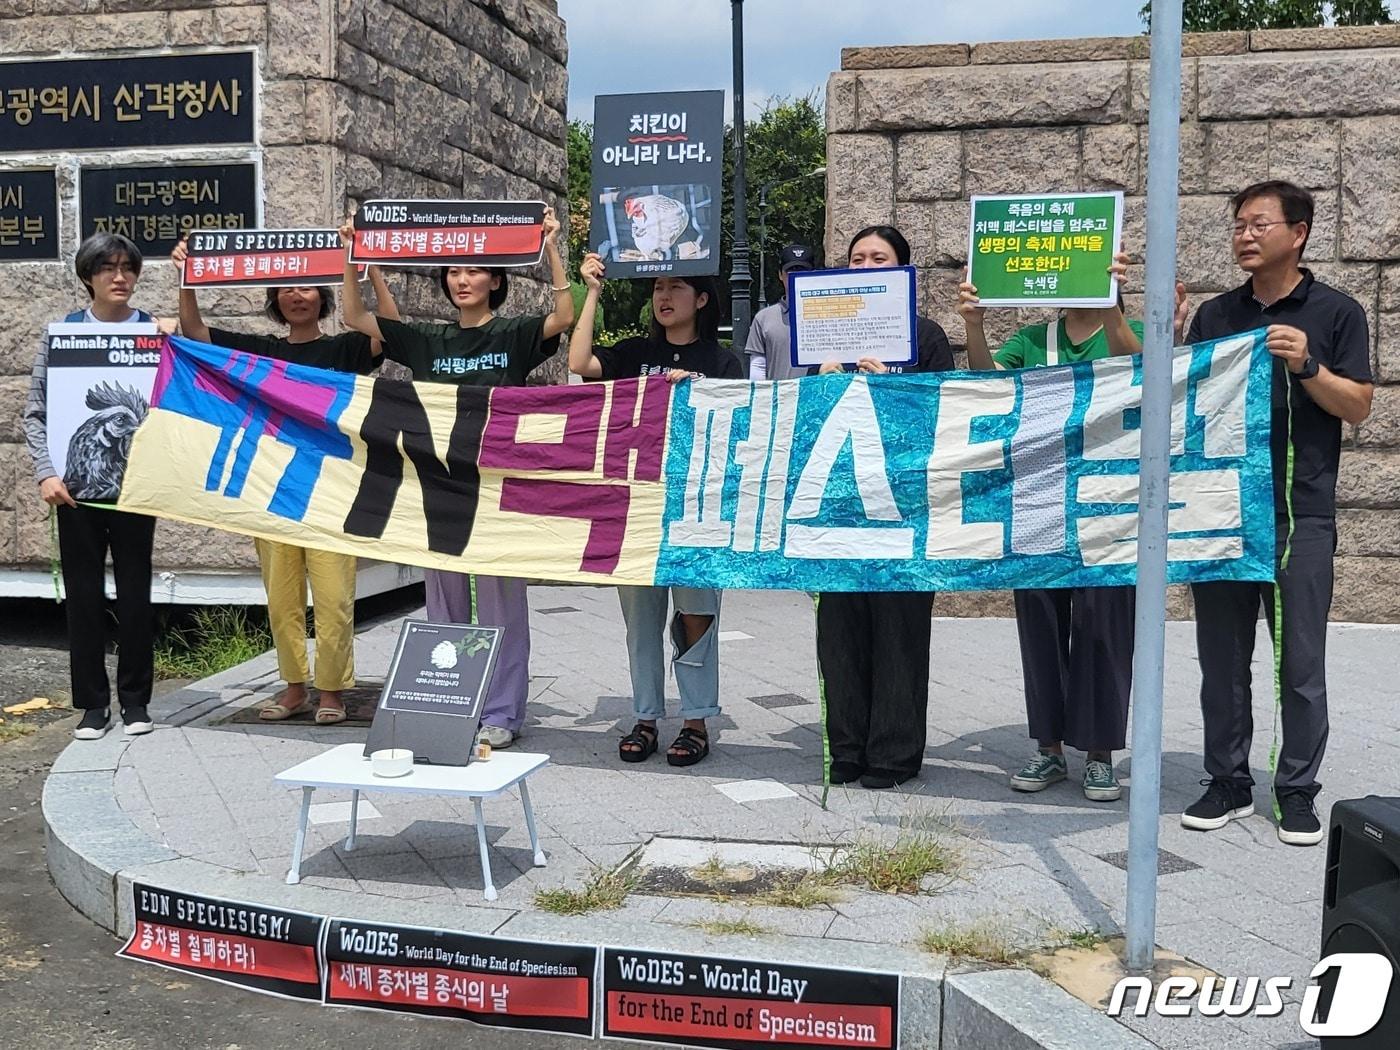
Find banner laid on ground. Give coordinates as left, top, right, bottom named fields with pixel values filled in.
left=323, top=918, right=597, bottom=1035
left=118, top=884, right=325, bottom=1001
left=601, top=948, right=900, bottom=1049
left=118, top=330, right=1275, bottom=591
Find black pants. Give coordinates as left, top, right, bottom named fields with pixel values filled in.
left=1190, top=515, right=1335, bottom=797
left=56, top=504, right=155, bottom=712
left=816, top=591, right=935, bottom=780
left=1013, top=585, right=1135, bottom=752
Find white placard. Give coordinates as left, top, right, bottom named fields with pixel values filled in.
left=788, top=265, right=917, bottom=369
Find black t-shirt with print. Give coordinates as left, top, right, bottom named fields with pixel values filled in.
left=1187, top=270, right=1372, bottom=518
left=376, top=314, right=560, bottom=386
left=593, top=335, right=746, bottom=381
left=207, top=327, right=378, bottom=375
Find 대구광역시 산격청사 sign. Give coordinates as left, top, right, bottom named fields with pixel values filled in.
left=0, top=51, right=254, bottom=152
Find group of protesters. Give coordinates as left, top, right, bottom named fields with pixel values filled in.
left=23, top=177, right=1373, bottom=848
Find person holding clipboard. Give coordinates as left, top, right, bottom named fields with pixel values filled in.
left=956, top=252, right=1144, bottom=802
left=813, top=225, right=954, bottom=790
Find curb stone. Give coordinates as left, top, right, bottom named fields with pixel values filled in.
left=45, top=646, right=1157, bottom=1050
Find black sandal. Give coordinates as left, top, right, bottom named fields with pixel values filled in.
left=666, top=726, right=709, bottom=768
left=619, top=722, right=658, bottom=763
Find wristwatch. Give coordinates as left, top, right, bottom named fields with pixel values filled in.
left=1297, top=355, right=1319, bottom=380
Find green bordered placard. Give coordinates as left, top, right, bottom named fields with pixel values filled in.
left=966, top=191, right=1123, bottom=307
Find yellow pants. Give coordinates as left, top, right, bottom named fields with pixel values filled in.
left=255, top=538, right=356, bottom=690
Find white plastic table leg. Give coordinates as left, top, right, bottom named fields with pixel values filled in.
left=286, top=786, right=313, bottom=885
left=519, top=780, right=545, bottom=867
left=345, top=789, right=360, bottom=851
left=472, top=796, right=497, bottom=901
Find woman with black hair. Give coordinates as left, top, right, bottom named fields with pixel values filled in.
left=340, top=207, right=574, bottom=749
left=815, top=225, right=955, bottom=789
left=171, top=238, right=400, bottom=723
left=25, top=233, right=176, bottom=740
left=568, top=251, right=742, bottom=766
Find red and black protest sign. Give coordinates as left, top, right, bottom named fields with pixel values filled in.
left=323, top=918, right=596, bottom=1036
left=118, top=883, right=325, bottom=1001
left=181, top=228, right=357, bottom=288
left=602, top=948, right=900, bottom=1050
left=349, top=199, right=546, bottom=267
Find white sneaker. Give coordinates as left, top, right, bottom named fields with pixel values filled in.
left=477, top=724, right=516, bottom=749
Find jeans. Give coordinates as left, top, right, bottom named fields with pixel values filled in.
left=616, top=585, right=721, bottom=721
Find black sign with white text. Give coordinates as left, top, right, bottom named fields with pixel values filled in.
left=589, top=90, right=723, bottom=278
left=118, top=883, right=325, bottom=1001
left=80, top=162, right=259, bottom=256
left=0, top=168, right=58, bottom=261
left=602, top=948, right=900, bottom=1049
left=362, top=620, right=502, bottom=766
left=324, top=918, right=597, bottom=1036
left=0, top=51, right=254, bottom=152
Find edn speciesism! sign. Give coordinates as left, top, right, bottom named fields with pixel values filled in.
left=118, top=883, right=325, bottom=1000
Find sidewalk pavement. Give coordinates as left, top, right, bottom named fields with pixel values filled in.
left=46, top=585, right=1400, bottom=1049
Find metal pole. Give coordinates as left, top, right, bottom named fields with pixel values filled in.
left=758, top=186, right=770, bottom=309
left=729, top=0, right=752, bottom=352
left=1126, top=0, right=1183, bottom=973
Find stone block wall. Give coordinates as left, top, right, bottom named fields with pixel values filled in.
left=826, top=27, right=1400, bottom=622
left=0, top=0, right=567, bottom=596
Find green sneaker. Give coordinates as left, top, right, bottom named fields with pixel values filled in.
left=1083, top=759, right=1122, bottom=802
left=1010, top=752, right=1068, bottom=792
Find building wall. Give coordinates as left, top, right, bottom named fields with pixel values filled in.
left=825, top=27, right=1400, bottom=622
left=0, top=0, right=567, bottom=596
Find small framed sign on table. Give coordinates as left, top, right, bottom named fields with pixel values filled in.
left=787, top=265, right=916, bottom=370
left=966, top=190, right=1124, bottom=307
left=363, top=620, right=502, bottom=767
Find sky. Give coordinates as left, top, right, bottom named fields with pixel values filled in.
left=557, top=0, right=1149, bottom=122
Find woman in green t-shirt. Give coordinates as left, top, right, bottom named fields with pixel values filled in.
left=957, top=254, right=1141, bottom=803
left=340, top=209, right=574, bottom=750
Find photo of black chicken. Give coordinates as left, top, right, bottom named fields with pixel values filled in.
left=61, top=382, right=150, bottom=501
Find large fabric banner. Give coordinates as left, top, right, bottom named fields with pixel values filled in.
left=119, top=332, right=1275, bottom=591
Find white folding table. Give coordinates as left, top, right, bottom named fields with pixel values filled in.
left=273, top=743, right=548, bottom=901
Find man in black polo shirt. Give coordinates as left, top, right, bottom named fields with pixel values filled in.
left=1180, top=180, right=1374, bottom=846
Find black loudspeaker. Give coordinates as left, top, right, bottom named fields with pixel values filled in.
left=1318, top=796, right=1400, bottom=1048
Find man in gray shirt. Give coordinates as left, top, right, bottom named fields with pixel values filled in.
left=745, top=243, right=814, bottom=380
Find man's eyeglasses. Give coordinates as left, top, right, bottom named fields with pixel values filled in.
left=1231, top=220, right=1296, bottom=238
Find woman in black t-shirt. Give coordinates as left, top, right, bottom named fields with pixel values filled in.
left=815, top=225, right=954, bottom=790
left=568, top=252, right=742, bottom=767
left=171, top=238, right=400, bottom=725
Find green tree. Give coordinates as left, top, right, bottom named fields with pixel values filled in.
left=1140, top=0, right=1391, bottom=28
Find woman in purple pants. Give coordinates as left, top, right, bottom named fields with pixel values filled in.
left=341, top=211, right=574, bottom=748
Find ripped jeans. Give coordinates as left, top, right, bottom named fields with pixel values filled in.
left=615, top=586, right=722, bottom=721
